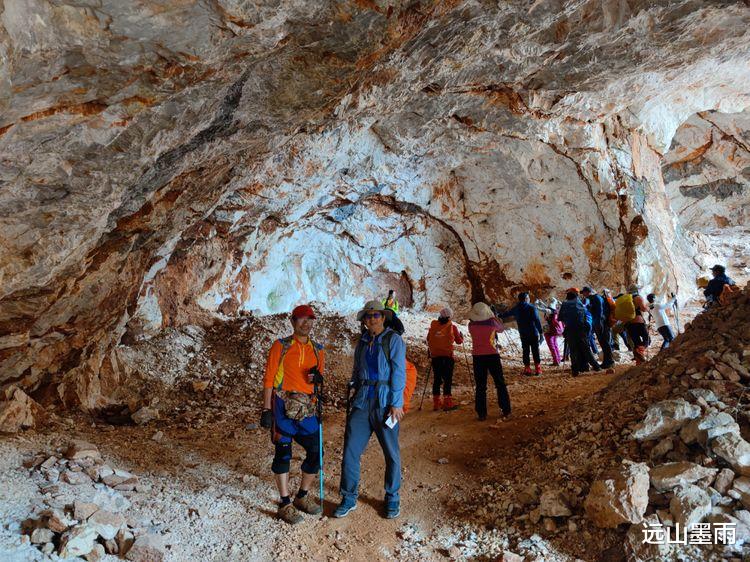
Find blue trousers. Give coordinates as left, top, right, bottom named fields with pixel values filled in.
left=339, top=397, right=401, bottom=504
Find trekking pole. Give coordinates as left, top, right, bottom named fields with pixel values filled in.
left=315, top=381, right=324, bottom=510
left=418, top=358, right=433, bottom=411
left=461, top=341, right=472, bottom=377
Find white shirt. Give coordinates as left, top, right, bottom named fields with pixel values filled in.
left=650, top=299, right=675, bottom=329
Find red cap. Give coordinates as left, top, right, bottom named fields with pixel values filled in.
left=291, top=304, right=316, bottom=319
left=567, top=287, right=580, bottom=294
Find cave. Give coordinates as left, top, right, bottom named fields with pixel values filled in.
left=1, top=1, right=750, bottom=561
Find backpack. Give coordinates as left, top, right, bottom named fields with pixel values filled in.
left=426, top=320, right=456, bottom=356
left=614, top=293, right=636, bottom=322
left=379, top=331, right=417, bottom=411
left=719, top=283, right=739, bottom=305
left=603, top=294, right=617, bottom=326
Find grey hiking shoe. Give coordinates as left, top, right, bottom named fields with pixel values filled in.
left=294, top=494, right=322, bottom=515
left=277, top=503, right=303, bottom=524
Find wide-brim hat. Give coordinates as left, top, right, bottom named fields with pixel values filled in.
left=356, top=300, right=393, bottom=321
left=468, top=302, right=494, bottom=322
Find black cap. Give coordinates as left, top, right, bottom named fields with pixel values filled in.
left=581, top=286, right=592, bottom=294
left=711, top=264, right=725, bottom=272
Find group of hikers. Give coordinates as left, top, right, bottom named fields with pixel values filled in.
left=259, top=264, right=737, bottom=524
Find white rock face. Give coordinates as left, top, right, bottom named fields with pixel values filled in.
left=1, top=1, right=749, bottom=408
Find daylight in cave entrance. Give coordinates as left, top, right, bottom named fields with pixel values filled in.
left=1, top=1, right=750, bottom=561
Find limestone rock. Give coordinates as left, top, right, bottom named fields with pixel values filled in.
left=625, top=514, right=675, bottom=562
left=30, top=528, right=55, bottom=544
left=101, top=468, right=139, bottom=490
left=42, top=508, right=76, bottom=533
left=632, top=399, right=701, bottom=441
left=679, top=412, right=739, bottom=446
left=88, top=509, right=126, bottom=541
left=714, top=468, right=736, bottom=495
left=131, top=407, right=159, bottom=425
left=85, top=543, right=106, bottom=562
left=59, top=524, right=98, bottom=558
left=729, top=477, right=750, bottom=509
left=74, top=501, right=100, bottom=521
left=649, top=462, right=718, bottom=492
left=0, top=387, right=45, bottom=433
left=585, top=462, right=649, bottom=528
left=126, top=533, right=166, bottom=562
left=65, top=440, right=103, bottom=463
left=712, top=433, right=750, bottom=476
left=669, top=485, right=711, bottom=531
left=706, top=513, right=750, bottom=549
left=539, top=490, right=572, bottom=517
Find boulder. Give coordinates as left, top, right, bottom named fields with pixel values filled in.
left=85, top=543, right=106, bottom=562
left=632, top=399, right=700, bottom=441
left=131, top=406, right=159, bottom=425
left=649, top=462, right=718, bottom=492
left=712, top=433, right=750, bottom=476
left=101, top=468, right=139, bottom=490
left=62, top=469, right=93, bottom=485
left=126, top=533, right=166, bottom=562
left=59, top=524, right=98, bottom=558
left=65, top=440, right=103, bottom=463
left=714, top=468, right=736, bottom=495
left=669, top=485, right=711, bottom=531
left=679, top=412, right=739, bottom=446
left=729, top=477, right=750, bottom=509
left=585, top=462, right=649, bottom=528
left=30, top=528, right=55, bottom=544
left=538, top=490, right=572, bottom=517
left=0, top=387, right=45, bottom=433
left=42, top=508, right=76, bottom=533
left=73, top=500, right=100, bottom=521
left=88, top=509, right=126, bottom=540
left=707, top=513, right=750, bottom=549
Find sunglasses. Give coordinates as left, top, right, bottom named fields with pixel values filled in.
left=364, top=312, right=383, bottom=319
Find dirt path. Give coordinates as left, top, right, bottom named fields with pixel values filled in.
left=278, top=363, right=617, bottom=561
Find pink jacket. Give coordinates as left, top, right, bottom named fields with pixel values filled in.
left=468, top=318, right=504, bottom=356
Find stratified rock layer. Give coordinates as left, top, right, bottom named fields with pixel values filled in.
left=1, top=1, right=749, bottom=408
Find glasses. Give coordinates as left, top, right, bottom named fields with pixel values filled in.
left=364, top=312, right=383, bottom=319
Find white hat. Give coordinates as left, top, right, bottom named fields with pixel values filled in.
left=439, top=307, right=453, bottom=318
left=468, top=302, right=494, bottom=322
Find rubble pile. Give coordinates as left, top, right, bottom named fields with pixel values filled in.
left=456, top=285, right=750, bottom=560
left=21, top=440, right=166, bottom=561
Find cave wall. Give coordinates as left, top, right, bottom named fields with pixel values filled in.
left=1, top=0, right=749, bottom=409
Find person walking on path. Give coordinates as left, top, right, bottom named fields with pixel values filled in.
left=581, top=287, right=614, bottom=368
left=335, top=300, right=405, bottom=520
left=426, top=307, right=464, bottom=411
left=647, top=293, right=677, bottom=350
left=499, top=292, right=544, bottom=376
left=624, top=284, right=649, bottom=365
left=260, top=304, right=325, bottom=524
left=468, top=302, right=512, bottom=421
left=544, top=308, right=564, bottom=366
left=559, top=289, right=602, bottom=376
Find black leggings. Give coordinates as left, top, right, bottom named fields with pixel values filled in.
left=431, top=356, right=455, bottom=396
left=472, top=354, right=511, bottom=417
left=520, top=334, right=541, bottom=366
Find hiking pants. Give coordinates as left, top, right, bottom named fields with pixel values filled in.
left=270, top=394, right=320, bottom=475
left=567, top=330, right=600, bottom=374
left=588, top=331, right=599, bottom=355
left=593, top=323, right=614, bottom=366
left=472, top=354, right=511, bottom=417
left=340, top=396, right=400, bottom=504
left=519, top=334, right=541, bottom=366
left=431, top=356, right=455, bottom=396
left=626, top=323, right=649, bottom=362
left=545, top=334, right=561, bottom=364
left=657, top=325, right=675, bottom=350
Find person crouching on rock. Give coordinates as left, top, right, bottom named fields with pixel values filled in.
left=335, top=300, right=405, bottom=520
left=259, top=304, right=325, bottom=524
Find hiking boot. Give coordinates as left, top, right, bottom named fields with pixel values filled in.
left=534, top=364, right=542, bottom=376
left=601, top=362, right=615, bottom=369
left=501, top=412, right=512, bottom=421
left=277, top=503, right=303, bottom=525
left=522, top=365, right=532, bottom=376
left=333, top=500, right=357, bottom=518
left=384, top=501, right=400, bottom=519
left=294, top=494, right=322, bottom=515
left=432, top=395, right=442, bottom=411
left=442, top=396, right=459, bottom=411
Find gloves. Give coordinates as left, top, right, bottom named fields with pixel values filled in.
left=308, top=367, right=324, bottom=385
left=260, top=409, right=273, bottom=428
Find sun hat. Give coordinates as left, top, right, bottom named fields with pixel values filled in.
left=356, top=300, right=393, bottom=321
left=468, top=302, right=494, bottom=322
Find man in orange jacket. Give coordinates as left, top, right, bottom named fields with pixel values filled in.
left=260, top=304, right=325, bottom=524
left=426, top=307, right=464, bottom=411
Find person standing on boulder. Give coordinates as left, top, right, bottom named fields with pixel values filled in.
left=647, top=293, right=677, bottom=350
left=499, top=292, right=544, bottom=376
left=468, top=302, right=512, bottom=421
left=335, top=300, right=405, bottom=520
left=259, top=304, right=325, bottom=524
left=426, top=307, right=464, bottom=411
left=581, top=287, right=614, bottom=368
